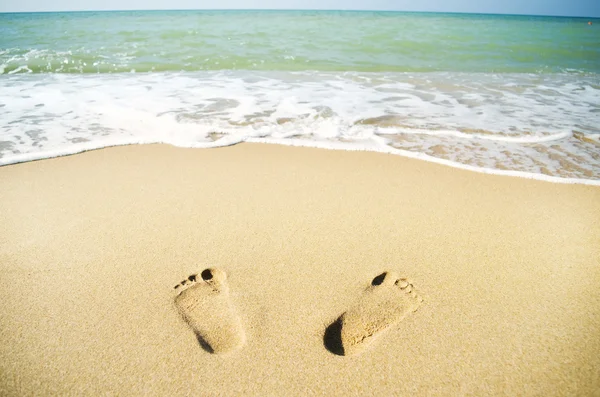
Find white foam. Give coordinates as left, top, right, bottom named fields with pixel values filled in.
left=0, top=71, right=598, bottom=184
left=380, top=128, right=573, bottom=143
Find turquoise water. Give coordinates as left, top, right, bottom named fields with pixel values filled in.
left=0, top=11, right=599, bottom=182
left=1, top=11, right=599, bottom=74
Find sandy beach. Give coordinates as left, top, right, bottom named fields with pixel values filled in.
left=0, top=143, right=599, bottom=396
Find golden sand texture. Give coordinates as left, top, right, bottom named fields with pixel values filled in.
left=0, top=143, right=599, bottom=396
left=174, top=268, right=245, bottom=354
left=325, top=271, right=423, bottom=356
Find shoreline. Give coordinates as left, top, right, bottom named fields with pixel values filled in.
left=2, top=139, right=599, bottom=186
left=1, top=143, right=599, bottom=395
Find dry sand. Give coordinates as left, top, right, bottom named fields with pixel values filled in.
left=0, top=143, right=599, bottom=396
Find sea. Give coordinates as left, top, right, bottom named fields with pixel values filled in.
left=1, top=10, right=599, bottom=184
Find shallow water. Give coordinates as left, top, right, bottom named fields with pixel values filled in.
left=1, top=11, right=599, bottom=182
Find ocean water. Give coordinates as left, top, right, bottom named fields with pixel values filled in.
left=1, top=10, right=599, bottom=183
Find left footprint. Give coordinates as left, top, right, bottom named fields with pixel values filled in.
left=173, top=268, right=245, bottom=354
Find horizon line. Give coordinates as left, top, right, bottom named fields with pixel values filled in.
left=0, top=9, right=599, bottom=19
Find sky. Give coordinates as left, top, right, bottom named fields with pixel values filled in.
left=0, top=0, right=598, bottom=17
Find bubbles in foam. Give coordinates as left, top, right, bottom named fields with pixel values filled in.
left=0, top=71, right=598, bottom=184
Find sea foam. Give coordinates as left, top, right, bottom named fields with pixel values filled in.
left=0, top=71, right=598, bottom=184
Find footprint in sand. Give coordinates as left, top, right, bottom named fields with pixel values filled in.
left=324, top=271, right=423, bottom=356
left=173, top=268, right=245, bottom=354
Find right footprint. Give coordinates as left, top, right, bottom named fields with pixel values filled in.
left=324, top=271, right=424, bottom=356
